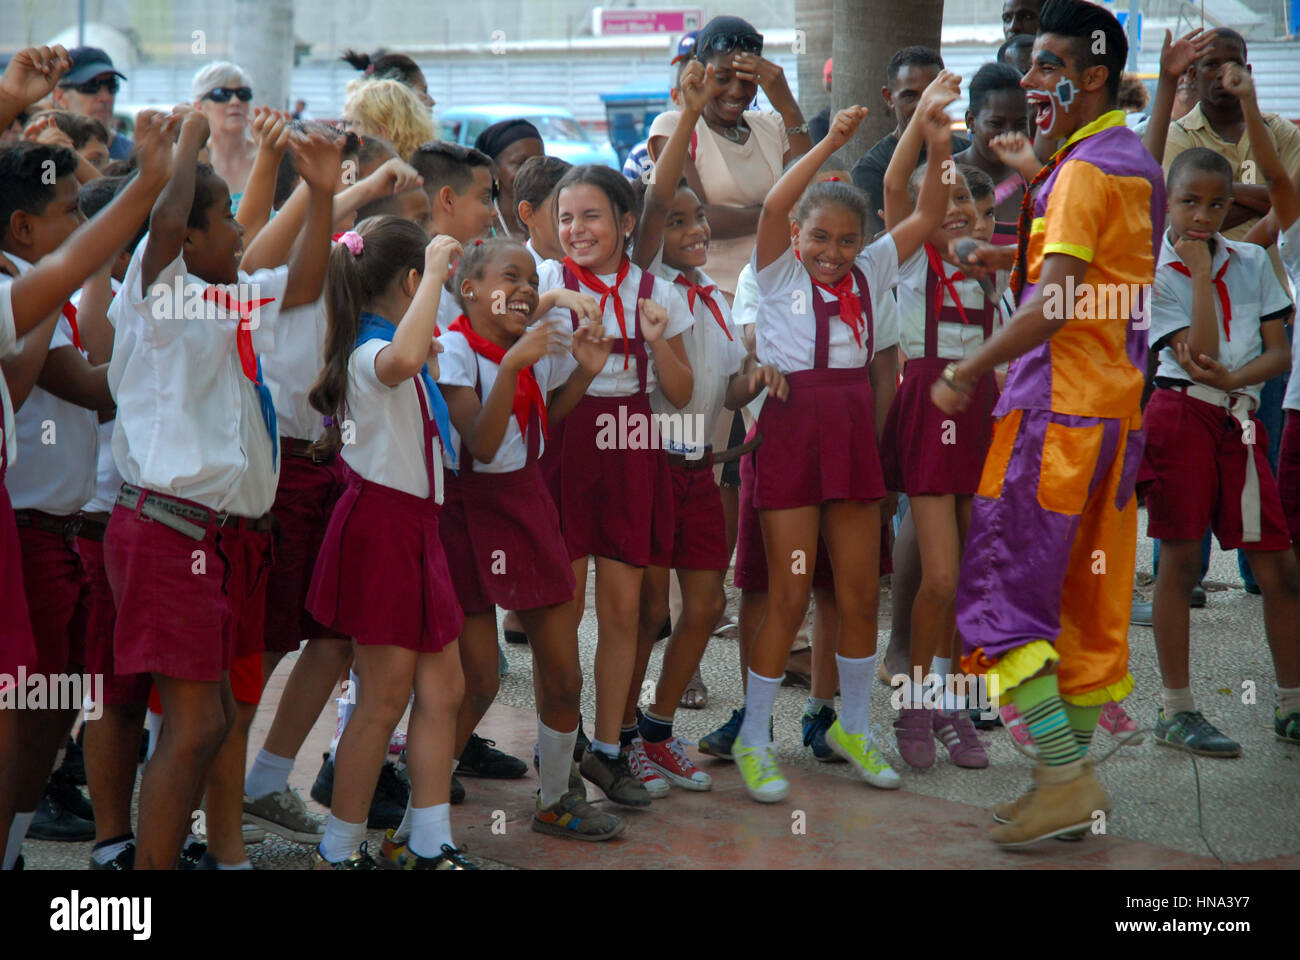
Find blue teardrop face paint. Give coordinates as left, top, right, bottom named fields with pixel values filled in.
left=1055, top=78, right=1075, bottom=109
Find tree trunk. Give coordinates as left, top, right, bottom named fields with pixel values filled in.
left=794, top=0, right=835, bottom=123
left=831, top=0, right=946, bottom=171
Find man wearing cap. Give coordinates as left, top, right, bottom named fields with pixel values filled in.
left=51, top=46, right=132, bottom=161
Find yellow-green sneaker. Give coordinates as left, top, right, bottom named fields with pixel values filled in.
left=732, top=738, right=789, bottom=803
left=826, top=719, right=901, bottom=790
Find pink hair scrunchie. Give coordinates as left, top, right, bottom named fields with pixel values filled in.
left=338, top=230, right=365, bottom=256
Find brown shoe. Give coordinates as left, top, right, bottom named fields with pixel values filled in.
left=994, top=785, right=1086, bottom=841
left=991, top=760, right=1110, bottom=848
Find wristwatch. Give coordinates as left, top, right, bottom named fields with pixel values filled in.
left=941, top=362, right=973, bottom=395
left=785, top=122, right=809, bottom=136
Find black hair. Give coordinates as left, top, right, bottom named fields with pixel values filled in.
left=79, top=174, right=148, bottom=255
left=0, top=143, right=80, bottom=239
left=887, top=46, right=944, bottom=86
left=514, top=155, right=572, bottom=209
left=451, top=236, right=531, bottom=310
left=1167, top=147, right=1233, bottom=192
left=959, top=164, right=996, bottom=201
left=969, top=62, right=1026, bottom=114
left=795, top=180, right=870, bottom=235
left=188, top=162, right=224, bottom=230
left=553, top=164, right=640, bottom=243
left=410, top=140, right=493, bottom=196
left=99, top=158, right=132, bottom=177
left=1208, top=28, right=1248, bottom=62
left=694, top=15, right=763, bottom=64
left=1039, top=0, right=1127, bottom=101
left=31, top=109, right=110, bottom=150
left=340, top=49, right=425, bottom=88
left=997, top=33, right=1035, bottom=63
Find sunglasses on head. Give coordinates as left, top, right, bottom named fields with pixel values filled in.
left=64, top=76, right=119, bottom=96
left=705, top=33, right=763, bottom=57
left=204, top=87, right=253, bottom=103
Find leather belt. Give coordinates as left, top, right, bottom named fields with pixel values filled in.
left=712, top=432, right=763, bottom=464
left=116, top=484, right=274, bottom=542
left=281, top=436, right=330, bottom=462
left=76, top=511, right=111, bottom=542
left=13, top=509, right=79, bottom=538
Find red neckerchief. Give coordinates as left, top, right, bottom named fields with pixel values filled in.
left=794, top=250, right=864, bottom=347
left=202, top=286, right=276, bottom=384
left=562, top=255, right=632, bottom=368
left=448, top=314, right=548, bottom=441
left=673, top=273, right=732, bottom=341
left=924, top=242, right=973, bottom=324
left=1167, top=255, right=1233, bottom=341
left=60, top=302, right=83, bottom=351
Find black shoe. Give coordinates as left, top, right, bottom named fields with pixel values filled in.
left=369, top=760, right=409, bottom=829
left=46, top=768, right=94, bottom=821
left=1190, top=584, right=1208, bottom=607
left=578, top=747, right=651, bottom=807
left=59, top=728, right=86, bottom=786
left=504, top=628, right=529, bottom=644
left=310, top=752, right=334, bottom=807
left=178, top=839, right=207, bottom=870
left=89, top=841, right=136, bottom=870
left=451, top=774, right=465, bottom=805
left=28, top=790, right=95, bottom=841
left=457, top=733, right=527, bottom=779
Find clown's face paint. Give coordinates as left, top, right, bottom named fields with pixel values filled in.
left=1021, top=38, right=1081, bottom=140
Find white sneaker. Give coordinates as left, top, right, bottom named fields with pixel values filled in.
left=623, top=738, right=671, bottom=798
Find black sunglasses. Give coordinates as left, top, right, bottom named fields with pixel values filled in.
left=705, top=33, right=763, bottom=57
left=64, top=76, right=119, bottom=96
left=205, top=87, right=253, bottom=103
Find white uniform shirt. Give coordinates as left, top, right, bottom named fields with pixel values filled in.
left=341, top=339, right=446, bottom=502
left=107, top=238, right=287, bottom=513
left=76, top=279, right=123, bottom=515
left=896, top=245, right=1001, bottom=361
left=1279, top=220, right=1300, bottom=414
left=5, top=256, right=98, bottom=515
left=263, top=294, right=328, bottom=442
left=1150, top=231, right=1293, bottom=405
left=437, top=328, right=576, bottom=472
left=0, top=280, right=22, bottom=470
left=751, top=235, right=901, bottom=375
left=649, top=264, right=745, bottom=457
left=537, top=259, right=693, bottom=396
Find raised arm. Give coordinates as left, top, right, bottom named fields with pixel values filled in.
left=280, top=131, right=343, bottom=309
left=1143, top=29, right=1216, bottom=165
left=141, top=107, right=208, bottom=291
left=234, top=108, right=293, bottom=247
left=888, top=97, right=959, bottom=265
left=1223, top=63, right=1299, bottom=232
left=0, top=46, right=71, bottom=131
left=883, top=69, right=961, bottom=231
left=374, top=235, right=462, bottom=387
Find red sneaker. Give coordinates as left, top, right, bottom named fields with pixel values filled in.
left=641, top=736, right=712, bottom=791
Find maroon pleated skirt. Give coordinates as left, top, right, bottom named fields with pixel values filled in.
left=308, top=467, right=464, bottom=652
left=754, top=367, right=885, bottom=509
left=880, top=356, right=998, bottom=496
left=439, top=462, right=577, bottom=614
left=0, top=484, right=35, bottom=683
left=557, top=394, right=674, bottom=568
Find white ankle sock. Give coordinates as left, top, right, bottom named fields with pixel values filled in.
left=145, top=709, right=163, bottom=761
left=244, top=748, right=294, bottom=799
left=1275, top=685, right=1300, bottom=717
left=537, top=719, right=578, bottom=807
left=739, top=669, right=780, bottom=747
left=318, top=814, right=367, bottom=863
left=408, top=803, right=453, bottom=859
left=804, top=695, right=834, bottom=715
left=590, top=738, right=619, bottom=758
left=836, top=653, right=875, bottom=734
left=1162, top=686, right=1196, bottom=717
left=391, top=795, right=415, bottom=844
left=4, top=811, right=34, bottom=869
left=90, top=836, right=134, bottom=864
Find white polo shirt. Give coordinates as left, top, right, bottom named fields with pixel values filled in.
left=1278, top=220, right=1300, bottom=414
left=76, top=279, right=124, bottom=515
left=649, top=264, right=745, bottom=457
left=751, top=235, right=901, bottom=376
left=0, top=280, right=21, bottom=471
left=537, top=259, right=693, bottom=397
left=1150, top=231, right=1293, bottom=405
left=896, top=245, right=1001, bottom=361
left=263, top=294, right=328, bottom=443
left=437, top=328, right=576, bottom=472
left=4, top=256, right=98, bottom=515
left=341, top=339, right=446, bottom=502
left=108, top=237, right=287, bottom=513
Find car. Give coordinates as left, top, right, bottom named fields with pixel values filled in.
left=437, top=104, right=619, bottom=169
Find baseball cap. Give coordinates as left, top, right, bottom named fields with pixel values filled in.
left=671, top=31, right=701, bottom=65
left=61, top=47, right=127, bottom=86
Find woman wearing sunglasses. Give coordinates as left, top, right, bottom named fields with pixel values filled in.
left=646, top=15, right=811, bottom=300
left=192, top=61, right=259, bottom=207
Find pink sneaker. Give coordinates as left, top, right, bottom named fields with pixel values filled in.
left=933, top=711, right=989, bottom=768
left=641, top=736, right=712, bottom=791
left=893, top=707, right=935, bottom=768
left=1098, top=700, right=1143, bottom=745
left=1000, top=703, right=1039, bottom=758
left=623, top=738, right=670, bottom=797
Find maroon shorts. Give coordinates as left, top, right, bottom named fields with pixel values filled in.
left=557, top=394, right=674, bottom=568
left=263, top=452, right=347, bottom=653
left=230, top=651, right=264, bottom=705
left=224, top=524, right=272, bottom=664
left=1278, top=411, right=1300, bottom=543
left=754, top=368, right=885, bottom=509
left=308, top=469, right=464, bottom=653
left=1144, top=388, right=1291, bottom=551
left=664, top=455, right=729, bottom=571
left=105, top=501, right=235, bottom=683
left=439, top=462, right=576, bottom=615
left=17, top=520, right=87, bottom=676
left=75, top=532, right=150, bottom=706
left=0, top=485, right=36, bottom=687
left=881, top=357, right=997, bottom=496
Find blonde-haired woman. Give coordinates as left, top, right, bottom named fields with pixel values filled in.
left=192, top=61, right=259, bottom=202
left=342, top=78, right=435, bottom=161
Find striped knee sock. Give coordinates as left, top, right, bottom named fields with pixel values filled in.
left=1062, top=703, right=1102, bottom=757
left=1010, top=674, right=1081, bottom=766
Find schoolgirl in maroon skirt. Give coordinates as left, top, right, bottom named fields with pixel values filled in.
left=304, top=218, right=472, bottom=870
left=731, top=103, right=953, bottom=803
left=436, top=237, right=625, bottom=841
left=536, top=164, right=695, bottom=807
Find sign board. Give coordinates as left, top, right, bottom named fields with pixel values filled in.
left=593, top=7, right=704, bottom=35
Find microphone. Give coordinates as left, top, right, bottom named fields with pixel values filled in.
left=955, top=238, right=997, bottom=301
